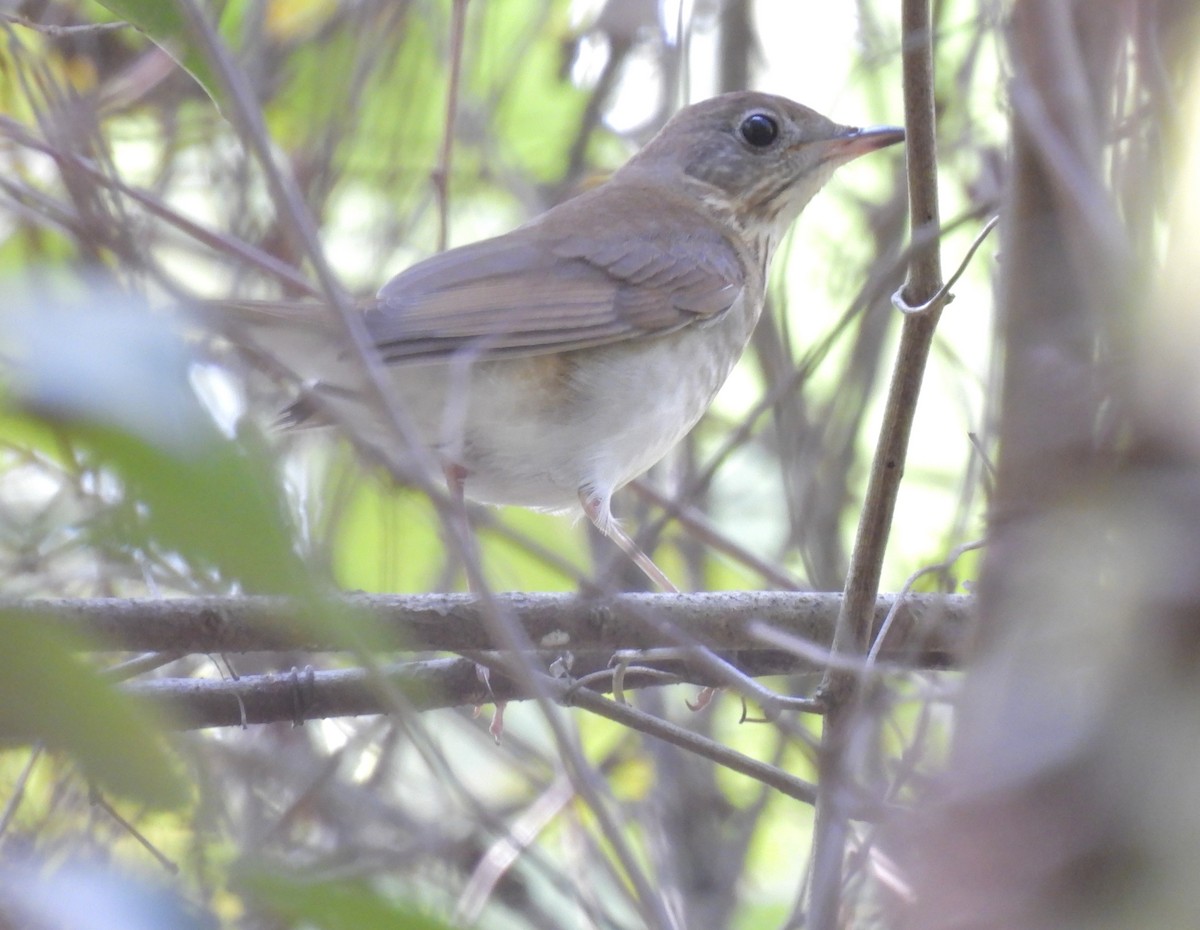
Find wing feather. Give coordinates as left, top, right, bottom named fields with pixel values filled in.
left=367, top=183, right=746, bottom=363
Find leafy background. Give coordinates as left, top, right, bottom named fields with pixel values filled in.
left=2, top=0, right=1198, bottom=928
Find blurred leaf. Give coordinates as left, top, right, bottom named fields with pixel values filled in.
left=484, top=0, right=591, bottom=182
left=265, top=10, right=443, bottom=178
left=0, top=859, right=214, bottom=930
left=264, top=0, right=340, bottom=43
left=0, top=217, right=76, bottom=272
left=1, top=281, right=306, bottom=593
left=733, top=900, right=790, bottom=930
left=78, top=420, right=306, bottom=594
left=481, top=508, right=585, bottom=592
left=240, top=872, right=455, bottom=930
left=0, top=613, right=187, bottom=808
left=92, top=1, right=227, bottom=108
left=334, top=476, right=446, bottom=593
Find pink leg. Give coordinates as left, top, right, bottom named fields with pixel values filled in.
left=443, top=462, right=468, bottom=508
left=579, top=490, right=679, bottom=593
left=445, top=463, right=506, bottom=738
left=442, top=462, right=477, bottom=590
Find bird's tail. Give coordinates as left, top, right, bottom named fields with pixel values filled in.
left=200, top=297, right=376, bottom=428
left=202, top=297, right=446, bottom=482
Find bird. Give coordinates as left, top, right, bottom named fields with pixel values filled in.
left=235, top=91, right=904, bottom=592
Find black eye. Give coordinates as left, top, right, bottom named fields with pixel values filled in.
left=739, top=112, right=779, bottom=148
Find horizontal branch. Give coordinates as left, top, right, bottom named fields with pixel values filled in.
left=122, top=649, right=808, bottom=730
left=123, top=654, right=847, bottom=807
left=4, top=591, right=972, bottom=659
left=0, top=591, right=971, bottom=816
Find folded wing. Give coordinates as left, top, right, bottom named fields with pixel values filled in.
left=367, top=184, right=746, bottom=363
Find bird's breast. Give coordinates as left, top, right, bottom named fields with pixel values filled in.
left=387, top=291, right=764, bottom=510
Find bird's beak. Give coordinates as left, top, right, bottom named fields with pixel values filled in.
left=825, top=125, right=906, bottom=163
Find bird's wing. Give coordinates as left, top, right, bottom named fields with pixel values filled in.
left=368, top=185, right=746, bottom=363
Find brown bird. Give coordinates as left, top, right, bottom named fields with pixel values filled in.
left=243, top=92, right=903, bottom=591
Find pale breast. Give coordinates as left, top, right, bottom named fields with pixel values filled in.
left=393, top=290, right=764, bottom=510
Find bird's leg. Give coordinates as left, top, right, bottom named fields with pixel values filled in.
left=580, top=491, right=714, bottom=707
left=578, top=489, right=679, bottom=594
left=444, top=462, right=505, bottom=740
left=443, top=463, right=484, bottom=595
left=442, top=461, right=480, bottom=588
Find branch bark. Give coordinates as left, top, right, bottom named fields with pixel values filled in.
left=3, top=591, right=970, bottom=656
left=1, top=592, right=969, bottom=735
left=808, top=0, right=946, bottom=924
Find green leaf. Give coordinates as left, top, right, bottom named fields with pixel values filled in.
left=240, top=872, right=457, bottom=930
left=2, top=281, right=307, bottom=594
left=0, top=612, right=188, bottom=808
left=92, top=0, right=226, bottom=107
left=79, top=419, right=308, bottom=595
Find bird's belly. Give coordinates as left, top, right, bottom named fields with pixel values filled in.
left=388, top=305, right=759, bottom=510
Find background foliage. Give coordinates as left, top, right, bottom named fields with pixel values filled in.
left=1, top=1, right=1198, bottom=928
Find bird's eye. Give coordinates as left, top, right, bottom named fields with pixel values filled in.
left=739, top=112, right=779, bottom=148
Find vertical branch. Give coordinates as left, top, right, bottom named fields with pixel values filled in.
left=970, top=0, right=1131, bottom=659
left=982, top=0, right=1124, bottom=542
left=807, top=0, right=944, bottom=926
left=717, top=0, right=753, bottom=92
left=433, top=0, right=470, bottom=253
left=884, top=7, right=1200, bottom=928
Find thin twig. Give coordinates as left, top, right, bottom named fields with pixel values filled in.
left=631, top=481, right=806, bottom=589
left=554, top=677, right=821, bottom=807
left=89, top=790, right=179, bottom=874
left=866, top=538, right=984, bottom=666
left=0, top=13, right=130, bottom=36
left=892, top=215, right=999, bottom=314
left=0, top=745, right=43, bottom=838
left=433, top=0, right=469, bottom=253
left=455, top=776, right=577, bottom=923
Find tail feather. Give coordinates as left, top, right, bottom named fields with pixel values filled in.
left=204, top=296, right=365, bottom=387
